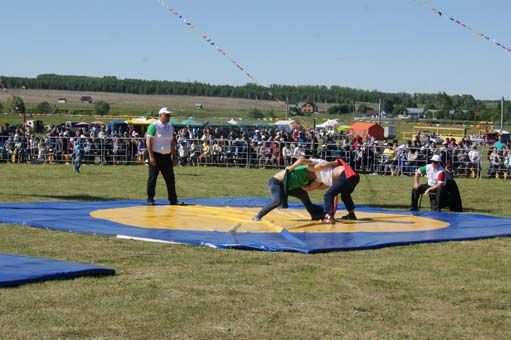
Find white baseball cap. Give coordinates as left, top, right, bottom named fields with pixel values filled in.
left=158, top=107, right=172, bottom=115
left=430, top=154, right=442, bottom=162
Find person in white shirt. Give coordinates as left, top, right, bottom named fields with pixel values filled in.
left=145, top=107, right=180, bottom=205
left=300, top=157, right=360, bottom=222
left=410, top=154, right=445, bottom=211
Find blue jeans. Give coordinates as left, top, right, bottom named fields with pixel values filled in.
left=73, top=156, right=82, bottom=172
left=256, top=177, right=323, bottom=219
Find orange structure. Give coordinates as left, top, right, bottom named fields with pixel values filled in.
left=349, top=122, right=384, bottom=141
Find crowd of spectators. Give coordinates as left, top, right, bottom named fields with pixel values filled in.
left=1, top=122, right=510, bottom=178
left=0, top=123, right=143, bottom=165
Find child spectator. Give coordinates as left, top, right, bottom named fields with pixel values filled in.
left=71, top=138, right=84, bottom=173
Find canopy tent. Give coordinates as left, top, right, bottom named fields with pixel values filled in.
left=492, top=129, right=509, bottom=134
left=74, top=121, right=90, bottom=127
left=207, top=120, right=270, bottom=128
left=109, top=119, right=127, bottom=124
left=125, top=117, right=157, bottom=125
left=273, top=119, right=300, bottom=131
left=253, top=120, right=273, bottom=127
left=316, top=119, right=339, bottom=129
left=124, top=118, right=157, bottom=136
left=233, top=120, right=272, bottom=127
left=206, top=120, right=237, bottom=128
left=273, top=119, right=296, bottom=126
left=177, top=118, right=208, bottom=128
left=486, top=129, right=511, bottom=143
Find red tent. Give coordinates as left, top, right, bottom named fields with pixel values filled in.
left=349, top=122, right=384, bottom=141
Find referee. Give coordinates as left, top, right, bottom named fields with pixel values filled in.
left=146, top=107, right=180, bottom=205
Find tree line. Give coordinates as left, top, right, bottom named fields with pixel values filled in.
left=1, top=74, right=509, bottom=122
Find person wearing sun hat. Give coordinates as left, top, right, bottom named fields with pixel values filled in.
left=410, top=154, right=445, bottom=211
left=145, top=107, right=181, bottom=205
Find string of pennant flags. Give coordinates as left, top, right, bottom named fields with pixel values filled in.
left=4, top=1, right=508, bottom=102
left=415, top=0, right=511, bottom=55
left=157, top=0, right=285, bottom=106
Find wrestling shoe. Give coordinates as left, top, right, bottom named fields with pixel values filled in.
left=169, top=201, right=185, bottom=206
left=321, top=215, right=335, bottom=224
left=147, top=199, right=155, bottom=206
left=311, top=214, right=325, bottom=221
left=252, top=216, right=261, bottom=222
left=341, top=212, right=357, bottom=220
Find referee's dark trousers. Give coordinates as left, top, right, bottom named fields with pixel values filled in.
left=147, top=152, right=177, bottom=203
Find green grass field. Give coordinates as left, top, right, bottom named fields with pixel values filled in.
left=0, top=164, right=510, bottom=339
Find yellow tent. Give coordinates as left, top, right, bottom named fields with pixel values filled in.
left=125, top=117, right=157, bottom=125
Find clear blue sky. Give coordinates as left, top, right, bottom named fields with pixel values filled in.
left=2, top=0, right=510, bottom=99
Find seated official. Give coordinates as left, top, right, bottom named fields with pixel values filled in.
left=438, top=160, right=463, bottom=212
left=410, top=154, right=445, bottom=211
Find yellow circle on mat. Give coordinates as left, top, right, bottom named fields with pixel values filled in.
left=90, top=205, right=449, bottom=233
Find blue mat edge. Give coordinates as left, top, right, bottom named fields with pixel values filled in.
left=1, top=197, right=511, bottom=254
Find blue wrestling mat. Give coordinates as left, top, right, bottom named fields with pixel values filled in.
left=0, top=254, right=115, bottom=288
left=0, top=197, right=510, bottom=253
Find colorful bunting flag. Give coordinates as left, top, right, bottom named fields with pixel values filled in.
left=157, top=0, right=284, bottom=106
left=415, top=0, right=511, bottom=56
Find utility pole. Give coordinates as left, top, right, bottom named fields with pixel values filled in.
left=500, top=96, right=504, bottom=131
left=509, top=98, right=511, bottom=129
left=285, top=96, right=289, bottom=120
left=378, top=98, right=382, bottom=125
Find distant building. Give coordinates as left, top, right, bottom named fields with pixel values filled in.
left=349, top=122, right=384, bottom=141
left=404, top=108, right=425, bottom=119
left=80, top=96, right=93, bottom=104
left=57, top=98, right=67, bottom=104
